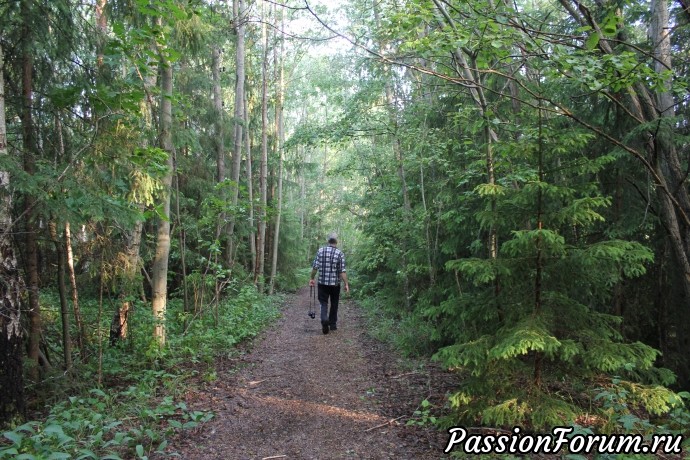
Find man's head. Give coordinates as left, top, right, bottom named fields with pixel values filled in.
left=327, top=232, right=338, bottom=244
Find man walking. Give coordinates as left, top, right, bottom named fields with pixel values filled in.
left=309, top=233, right=349, bottom=334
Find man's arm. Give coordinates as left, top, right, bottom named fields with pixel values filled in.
left=309, top=268, right=318, bottom=287
left=340, top=271, right=349, bottom=293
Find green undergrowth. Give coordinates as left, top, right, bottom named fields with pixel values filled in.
left=358, top=292, right=690, bottom=459
left=358, top=296, right=438, bottom=359
left=1, top=285, right=281, bottom=459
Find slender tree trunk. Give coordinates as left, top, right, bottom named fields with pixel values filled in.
left=212, top=44, right=226, bottom=276
left=299, top=145, right=306, bottom=244
left=0, top=41, right=26, bottom=425
left=21, top=0, right=41, bottom=381
left=269, top=6, right=285, bottom=295
left=49, top=222, right=72, bottom=370
left=534, top=103, right=545, bottom=386
left=649, top=0, right=690, bottom=304
left=419, top=162, right=436, bottom=286
left=97, top=257, right=104, bottom=386
left=51, top=109, right=73, bottom=368
left=64, top=222, right=84, bottom=352
left=175, top=151, right=190, bottom=325
left=96, top=0, right=107, bottom=69
left=227, top=0, right=246, bottom=265
left=244, top=94, right=257, bottom=277
left=151, top=25, right=174, bottom=347
left=257, top=1, right=269, bottom=290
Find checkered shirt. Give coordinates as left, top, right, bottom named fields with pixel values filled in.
left=312, top=245, right=346, bottom=286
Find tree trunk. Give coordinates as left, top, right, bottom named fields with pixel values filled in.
left=269, top=5, right=284, bottom=295
left=151, top=23, right=174, bottom=347
left=648, top=0, right=690, bottom=304
left=96, top=0, right=107, bottom=69
left=257, top=1, right=269, bottom=290
left=49, top=221, right=72, bottom=370
left=244, top=93, right=257, bottom=277
left=64, top=222, right=84, bottom=352
left=212, top=44, right=226, bottom=263
left=227, top=0, right=246, bottom=265
left=21, top=0, right=41, bottom=381
left=0, top=41, right=26, bottom=425
left=175, top=151, right=190, bottom=325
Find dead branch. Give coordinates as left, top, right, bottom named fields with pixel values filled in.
left=364, top=415, right=406, bottom=432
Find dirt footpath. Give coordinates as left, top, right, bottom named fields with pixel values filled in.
left=170, top=287, right=452, bottom=459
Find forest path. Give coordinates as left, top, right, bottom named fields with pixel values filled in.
left=169, top=287, right=451, bottom=459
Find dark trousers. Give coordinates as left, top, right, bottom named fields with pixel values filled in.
left=317, top=283, right=340, bottom=326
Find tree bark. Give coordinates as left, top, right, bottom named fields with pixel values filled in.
left=175, top=150, right=190, bottom=325
left=151, top=19, right=174, bottom=347
left=96, top=0, right=107, bottom=69
left=269, top=5, right=284, bottom=295
left=648, top=0, right=690, bottom=303
left=21, top=0, right=42, bottom=381
left=64, top=222, right=84, bottom=352
left=257, top=1, right=269, bottom=290
left=0, top=41, right=26, bottom=425
left=227, top=0, right=246, bottom=265
left=244, top=92, right=257, bottom=277
left=49, top=222, right=72, bottom=370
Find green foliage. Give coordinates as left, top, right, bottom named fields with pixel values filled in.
left=173, top=286, right=281, bottom=362
left=17, top=282, right=281, bottom=458
left=0, top=386, right=210, bottom=459
left=406, top=399, right=437, bottom=427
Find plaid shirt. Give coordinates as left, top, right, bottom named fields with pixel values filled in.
left=312, top=245, right=346, bottom=286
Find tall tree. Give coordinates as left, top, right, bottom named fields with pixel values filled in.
left=0, top=41, right=26, bottom=425
left=21, top=0, right=43, bottom=380
left=48, top=221, right=72, bottom=369
left=151, top=14, right=175, bottom=347
left=227, top=0, right=246, bottom=264
left=269, top=4, right=284, bottom=295
left=244, top=95, right=257, bottom=276
left=257, top=0, right=269, bottom=289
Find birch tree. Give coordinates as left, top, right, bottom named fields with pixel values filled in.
left=269, top=4, right=285, bottom=295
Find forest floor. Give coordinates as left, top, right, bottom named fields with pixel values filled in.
left=164, top=286, right=456, bottom=459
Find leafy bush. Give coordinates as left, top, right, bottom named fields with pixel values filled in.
left=0, top=386, right=212, bottom=459
left=5, top=285, right=281, bottom=459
